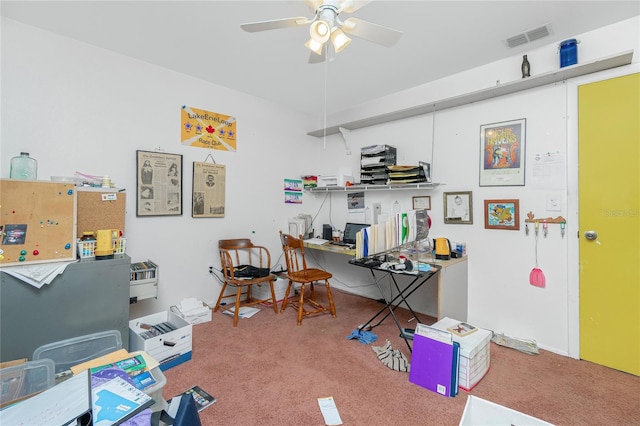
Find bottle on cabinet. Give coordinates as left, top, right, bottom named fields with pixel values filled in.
left=10, top=152, right=37, bottom=180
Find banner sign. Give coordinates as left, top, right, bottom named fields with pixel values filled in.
left=181, top=106, right=237, bottom=151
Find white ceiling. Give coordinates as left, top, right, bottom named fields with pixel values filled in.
left=2, top=1, right=638, bottom=119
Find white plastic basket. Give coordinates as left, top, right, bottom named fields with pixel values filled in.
left=77, top=238, right=127, bottom=259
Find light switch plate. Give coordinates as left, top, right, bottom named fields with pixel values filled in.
left=546, top=193, right=562, bottom=211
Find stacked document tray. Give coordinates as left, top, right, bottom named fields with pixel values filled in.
left=387, top=161, right=431, bottom=184
left=360, top=145, right=396, bottom=185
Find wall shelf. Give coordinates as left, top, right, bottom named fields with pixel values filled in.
left=307, top=182, right=442, bottom=193
left=307, top=50, right=634, bottom=137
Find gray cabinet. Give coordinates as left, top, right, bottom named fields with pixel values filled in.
left=1, top=255, right=131, bottom=362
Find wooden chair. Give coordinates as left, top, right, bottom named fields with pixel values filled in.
left=214, top=239, right=278, bottom=326
left=279, top=231, right=337, bottom=325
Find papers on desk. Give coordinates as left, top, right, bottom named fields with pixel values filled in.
left=0, top=369, right=92, bottom=425
left=304, top=238, right=329, bottom=245
left=1, top=261, right=74, bottom=289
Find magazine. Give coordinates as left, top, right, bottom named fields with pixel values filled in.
left=173, top=385, right=217, bottom=412
left=92, top=376, right=154, bottom=426
left=446, top=322, right=478, bottom=337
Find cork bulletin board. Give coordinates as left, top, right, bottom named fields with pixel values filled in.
left=0, top=180, right=77, bottom=266
left=76, top=188, right=126, bottom=236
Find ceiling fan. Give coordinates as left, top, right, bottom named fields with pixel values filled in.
left=240, top=0, right=403, bottom=63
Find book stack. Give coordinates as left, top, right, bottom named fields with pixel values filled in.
left=408, top=323, right=460, bottom=397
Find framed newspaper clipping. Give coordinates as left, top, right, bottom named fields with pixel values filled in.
left=136, top=150, right=183, bottom=216
left=192, top=162, right=226, bottom=218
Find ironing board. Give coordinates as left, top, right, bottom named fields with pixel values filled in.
left=348, top=257, right=441, bottom=352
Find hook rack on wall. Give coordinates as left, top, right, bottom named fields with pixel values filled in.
left=525, top=212, right=566, bottom=224
left=524, top=212, right=567, bottom=238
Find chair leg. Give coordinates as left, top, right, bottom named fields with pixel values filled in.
left=213, top=283, right=227, bottom=312
left=280, top=280, right=293, bottom=312
left=233, top=286, right=243, bottom=327
left=297, top=283, right=306, bottom=326
left=268, top=280, right=278, bottom=314
left=325, top=279, right=337, bottom=318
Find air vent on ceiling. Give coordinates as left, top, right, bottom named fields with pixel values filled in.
left=505, top=24, right=552, bottom=48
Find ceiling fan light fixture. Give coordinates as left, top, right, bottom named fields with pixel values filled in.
left=330, top=27, right=351, bottom=53
left=305, top=38, right=325, bottom=55
left=309, top=20, right=331, bottom=43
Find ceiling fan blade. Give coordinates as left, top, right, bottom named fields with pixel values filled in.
left=241, top=17, right=310, bottom=33
left=338, top=0, right=372, bottom=14
left=341, top=17, right=403, bottom=47
left=308, top=46, right=327, bottom=64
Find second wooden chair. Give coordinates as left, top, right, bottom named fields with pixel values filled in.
left=279, top=231, right=337, bottom=325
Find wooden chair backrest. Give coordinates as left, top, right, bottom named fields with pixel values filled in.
left=219, top=238, right=270, bottom=279
left=279, top=231, right=308, bottom=276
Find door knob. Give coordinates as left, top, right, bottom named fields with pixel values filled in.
left=584, top=230, right=598, bottom=240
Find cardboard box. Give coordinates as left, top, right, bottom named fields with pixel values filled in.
left=129, top=311, right=192, bottom=371
left=170, top=300, right=212, bottom=325
left=459, top=396, right=554, bottom=425
left=431, top=317, right=492, bottom=391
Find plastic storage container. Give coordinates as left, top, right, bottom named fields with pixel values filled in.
left=9, top=152, right=37, bottom=180
left=145, top=366, right=168, bottom=412
left=559, top=39, right=578, bottom=68
left=0, top=359, right=55, bottom=407
left=32, top=330, right=123, bottom=378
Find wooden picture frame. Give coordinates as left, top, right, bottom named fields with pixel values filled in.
left=412, top=195, right=431, bottom=210
left=479, top=118, right=526, bottom=187
left=136, top=150, right=183, bottom=216
left=484, top=199, right=520, bottom=230
left=444, top=191, right=473, bottom=224
left=192, top=162, right=226, bottom=218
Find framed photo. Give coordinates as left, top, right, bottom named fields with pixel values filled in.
left=484, top=199, right=520, bottom=230
left=136, top=150, right=183, bottom=216
left=412, top=195, right=431, bottom=210
left=479, top=118, right=526, bottom=186
left=192, top=162, right=226, bottom=218
left=444, top=191, right=473, bottom=224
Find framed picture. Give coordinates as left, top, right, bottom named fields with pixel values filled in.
left=192, top=162, right=226, bottom=218
left=484, top=199, right=520, bottom=230
left=412, top=195, right=431, bottom=210
left=136, top=150, right=183, bottom=216
left=444, top=191, right=473, bottom=224
left=479, top=118, right=526, bottom=186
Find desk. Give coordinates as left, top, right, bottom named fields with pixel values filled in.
left=303, top=240, right=356, bottom=257
left=305, top=241, right=468, bottom=321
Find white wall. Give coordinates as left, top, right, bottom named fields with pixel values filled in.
left=291, top=16, right=640, bottom=356
left=2, top=16, right=638, bottom=356
left=0, top=18, right=328, bottom=319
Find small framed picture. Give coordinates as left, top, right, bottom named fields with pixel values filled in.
left=484, top=199, right=520, bottom=230
left=444, top=191, right=473, bottom=224
left=412, top=195, right=431, bottom=210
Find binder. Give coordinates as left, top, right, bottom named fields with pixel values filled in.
left=450, top=341, right=460, bottom=397
left=409, top=324, right=455, bottom=397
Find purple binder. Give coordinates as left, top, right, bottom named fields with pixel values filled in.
left=409, top=324, right=454, bottom=397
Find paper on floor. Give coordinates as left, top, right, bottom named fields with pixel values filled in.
left=318, top=396, right=343, bottom=426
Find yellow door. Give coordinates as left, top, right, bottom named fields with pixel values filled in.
left=578, top=73, right=639, bottom=375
